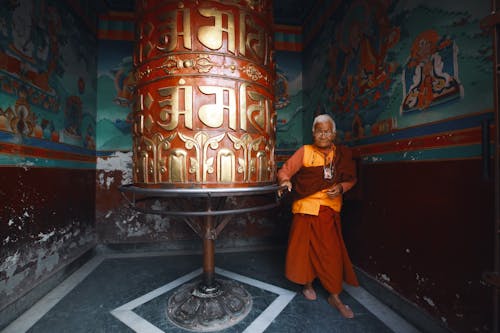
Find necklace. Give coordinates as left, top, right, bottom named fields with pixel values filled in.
left=316, top=147, right=334, bottom=180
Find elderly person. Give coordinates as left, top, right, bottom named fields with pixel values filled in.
left=278, top=114, right=359, bottom=318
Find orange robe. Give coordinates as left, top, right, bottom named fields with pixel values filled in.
left=278, top=144, right=359, bottom=294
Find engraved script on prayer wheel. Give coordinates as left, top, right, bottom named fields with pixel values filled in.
left=133, top=0, right=276, bottom=188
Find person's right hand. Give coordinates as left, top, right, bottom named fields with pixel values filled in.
left=278, top=180, right=292, bottom=197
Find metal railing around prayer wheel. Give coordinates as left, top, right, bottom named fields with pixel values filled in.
left=120, top=0, right=280, bottom=331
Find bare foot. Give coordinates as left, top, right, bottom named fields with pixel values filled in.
left=302, top=287, right=317, bottom=300
left=328, top=295, right=354, bottom=318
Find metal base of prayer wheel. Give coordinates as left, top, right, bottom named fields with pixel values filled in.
left=120, top=184, right=283, bottom=332
left=167, top=278, right=252, bottom=331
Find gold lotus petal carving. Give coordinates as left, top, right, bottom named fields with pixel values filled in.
left=144, top=92, right=154, bottom=110
left=144, top=114, right=153, bottom=132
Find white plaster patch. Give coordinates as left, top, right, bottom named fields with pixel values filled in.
left=0, top=251, right=21, bottom=274
left=122, top=212, right=156, bottom=237
left=97, top=151, right=133, bottom=185
left=98, top=173, right=105, bottom=186
left=0, top=226, right=95, bottom=300
left=115, top=220, right=126, bottom=233
left=126, top=221, right=151, bottom=237
left=107, top=176, right=114, bottom=188
left=145, top=213, right=170, bottom=232
left=35, top=249, right=60, bottom=278
left=377, top=273, right=391, bottom=283
left=37, top=231, right=56, bottom=242
left=0, top=267, right=30, bottom=297
left=415, top=273, right=427, bottom=285
left=8, top=219, right=14, bottom=226
left=375, top=273, right=393, bottom=290
left=77, top=231, right=96, bottom=246
left=423, top=296, right=435, bottom=307
left=0, top=251, right=30, bottom=296
left=364, top=156, right=381, bottom=162
left=19, top=161, right=35, bottom=170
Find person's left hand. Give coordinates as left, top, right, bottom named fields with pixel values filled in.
left=326, top=184, right=343, bottom=198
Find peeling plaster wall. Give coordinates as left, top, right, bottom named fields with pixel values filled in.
left=95, top=152, right=287, bottom=248
left=0, top=167, right=96, bottom=313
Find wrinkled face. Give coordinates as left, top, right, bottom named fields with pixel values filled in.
left=313, top=121, right=334, bottom=148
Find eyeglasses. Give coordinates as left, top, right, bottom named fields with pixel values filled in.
left=313, top=130, right=334, bottom=137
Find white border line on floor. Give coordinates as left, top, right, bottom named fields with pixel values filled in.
left=343, top=284, right=422, bottom=333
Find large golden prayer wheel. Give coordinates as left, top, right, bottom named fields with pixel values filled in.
left=132, top=0, right=276, bottom=188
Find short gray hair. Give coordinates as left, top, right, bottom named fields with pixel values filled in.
left=312, top=114, right=336, bottom=133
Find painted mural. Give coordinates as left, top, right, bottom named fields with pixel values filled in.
left=304, top=0, right=492, bottom=148
left=401, top=30, right=463, bottom=113
left=97, top=40, right=135, bottom=151
left=0, top=0, right=97, bottom=160
left=274, top=51, right=304, bottom=150
left=323, top=0, right=400, bottom=141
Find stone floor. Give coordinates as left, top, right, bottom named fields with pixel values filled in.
left=2, top=248, right=421, bottom=333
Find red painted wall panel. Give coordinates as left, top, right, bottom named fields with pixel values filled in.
left=342, top=159, right=494, bottom=333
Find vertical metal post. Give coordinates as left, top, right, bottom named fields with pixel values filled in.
left=202, top=195, right=215, bottom=290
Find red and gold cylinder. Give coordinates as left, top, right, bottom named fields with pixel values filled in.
left=132, top=0, right=275, bottom=188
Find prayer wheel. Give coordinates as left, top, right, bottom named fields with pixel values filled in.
left=133, top=0, right=276, bottom=188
